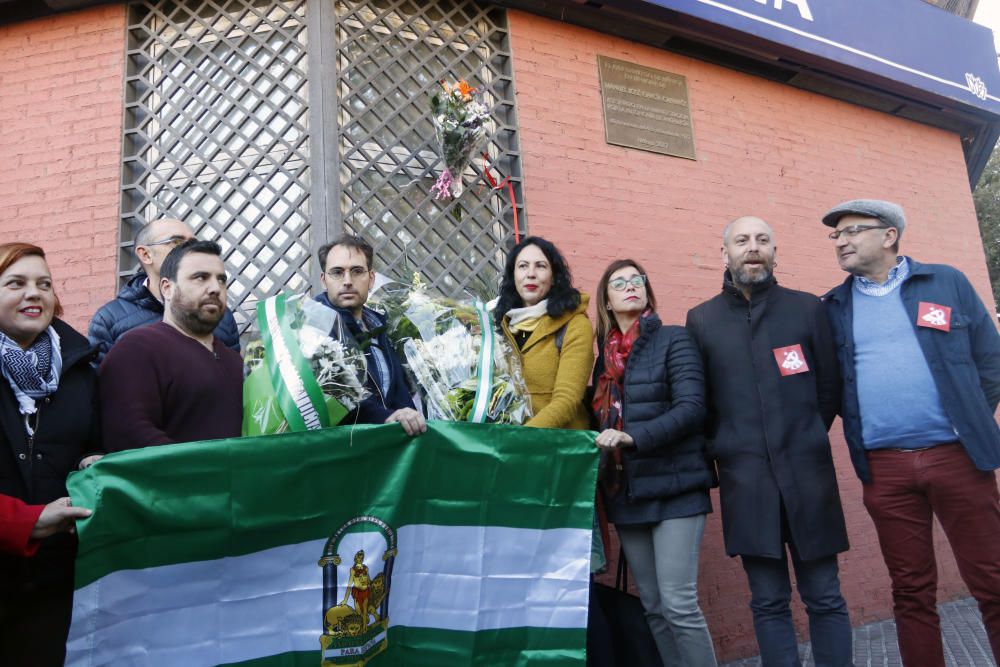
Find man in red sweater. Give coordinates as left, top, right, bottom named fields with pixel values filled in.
left=99, top=240, right=243, bottom=452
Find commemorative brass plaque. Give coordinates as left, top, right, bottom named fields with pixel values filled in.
left=597, top=55, right=696, bottom=160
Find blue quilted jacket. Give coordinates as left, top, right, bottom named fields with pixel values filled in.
left=87, top=272, right=240, bottom=364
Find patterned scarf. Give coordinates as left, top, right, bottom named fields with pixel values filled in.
left=0, top=326, right=62, bottom=429
left=591, top=313, right=645, bottom=495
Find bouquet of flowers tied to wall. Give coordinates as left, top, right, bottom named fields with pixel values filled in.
left=430, top=79, right=491, bottom=199
left=367, top=276, right=532, bottom=424
left=242, top=294, right=370, bottom=436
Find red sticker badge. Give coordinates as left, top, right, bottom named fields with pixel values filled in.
left=917, top=302, right=951, bottom=332
left=773, top=344, right=810, bottom=376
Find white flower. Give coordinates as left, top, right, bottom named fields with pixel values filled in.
left=372, top=282, right=532, bottom=424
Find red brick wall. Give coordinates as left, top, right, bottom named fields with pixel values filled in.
left=0, top=6, right=125, bottom=333
left=507, top=10, right=996, bottom=661
left=0, top=4, right=993, bottom=662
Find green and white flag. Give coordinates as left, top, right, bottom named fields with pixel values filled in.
left=66, top=422, right=598, bottom=666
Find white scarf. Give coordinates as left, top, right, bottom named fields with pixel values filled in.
left=505, top=299, right=549, bottom=331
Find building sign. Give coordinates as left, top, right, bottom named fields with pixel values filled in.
left=597, top=56, right=697, bottom=159
left=625, top=0, right=1000, bottom=116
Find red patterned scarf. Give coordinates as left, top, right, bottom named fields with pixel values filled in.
left=591, top=314, right=644, bottom=495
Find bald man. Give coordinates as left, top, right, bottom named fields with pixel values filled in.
left=88, top=218, right=239, bottom=363
left=685, top=216, right=852, bottom=666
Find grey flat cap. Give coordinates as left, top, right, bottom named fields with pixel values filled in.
left=821, top=199, right=906, bottom=234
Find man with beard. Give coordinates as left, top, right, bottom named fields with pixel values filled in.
left=99, top=240, right=243, bottom=451
left=314, top=236, right=425, bottom=436
left=88, top=218, right=240, bottom=364
left=685, top=216, right=852, bottom=666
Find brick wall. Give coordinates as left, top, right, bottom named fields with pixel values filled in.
left=507, top=10, right=995, bottom=661
left=0, top=4, right=994, bottom=662
left=0, top=5, right=125, bottom=333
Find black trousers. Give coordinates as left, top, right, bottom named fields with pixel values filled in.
left=0, top=582, right=73, bottom=667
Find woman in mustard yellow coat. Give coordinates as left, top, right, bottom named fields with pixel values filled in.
left=496, top=236, right=594, bottom=429
left=496, top=236, right=609, bottom=662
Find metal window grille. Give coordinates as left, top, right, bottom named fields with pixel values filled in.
left=120, top=0, right=524, bottom=328
left=332, top=0, right=525, bottom=297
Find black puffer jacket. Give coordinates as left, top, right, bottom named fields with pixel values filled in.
left=593, top=314, right=715, bottom=525
left=0, top=319, right=100, bottom=591
left=88, top=272, right=240, bottom=364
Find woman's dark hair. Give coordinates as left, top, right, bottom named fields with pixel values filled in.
left=495, top=236, right=581, bottom=329
left=594, top=258, right=657, bottom=342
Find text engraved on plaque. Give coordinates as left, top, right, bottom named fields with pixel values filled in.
left=597, top=55, right=696, bottom=160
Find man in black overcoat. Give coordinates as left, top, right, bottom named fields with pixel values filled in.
left=685, top=216, right=852, bottom=667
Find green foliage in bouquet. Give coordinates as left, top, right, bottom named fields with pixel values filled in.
left=446, top=377, right=527, bottom=424
left=367, top=274, right=531, bottom=424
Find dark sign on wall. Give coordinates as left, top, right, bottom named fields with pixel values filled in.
left=597, top=56, right=697, bottom=159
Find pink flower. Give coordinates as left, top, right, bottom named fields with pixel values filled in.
left=431, top=168, right=454, bottom=200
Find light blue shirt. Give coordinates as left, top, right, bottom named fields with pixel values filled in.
left=852, top=271, right=955, bottom=450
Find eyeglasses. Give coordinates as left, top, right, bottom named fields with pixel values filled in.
left=326, top=267, right=369, bottom=280
left=143, top=235, right=190, bottom=248
left=828, top=224, right=890, bottom=241
left=608, top=275, right=646, bottom=291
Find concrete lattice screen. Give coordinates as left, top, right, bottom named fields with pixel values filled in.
left=121, top=0, right=313, bottom=332
left=334, top=0, right=525, bottom=300
left=119, top=0, right=525, bottom=333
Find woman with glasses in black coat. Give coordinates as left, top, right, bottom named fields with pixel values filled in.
left=592, top=259, right=718, bottom=666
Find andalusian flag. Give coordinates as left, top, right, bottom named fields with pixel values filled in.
left=66, top=422, right=597, bottom=666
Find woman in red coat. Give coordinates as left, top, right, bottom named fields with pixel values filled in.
left=0, top=494, right=89, bottom=556
left=0, top=242, right=99, bottom=666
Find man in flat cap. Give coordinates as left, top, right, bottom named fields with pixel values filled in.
left=821, top=199, right=1000, bottom=666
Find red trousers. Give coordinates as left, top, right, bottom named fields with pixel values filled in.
left=864, top=443, right=1000, bottom=667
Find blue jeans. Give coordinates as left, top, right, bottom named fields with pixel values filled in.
left=741, top=547, right=852, bottom=667
left=618, top=514, right=718, bottom=667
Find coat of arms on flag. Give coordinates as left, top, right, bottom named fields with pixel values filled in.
left=319, top=516, right=397, bottom=665
left=65, top=422, right=597, bottom=666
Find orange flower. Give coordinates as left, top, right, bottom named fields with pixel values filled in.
left=458, top=80, right=474, bottom=99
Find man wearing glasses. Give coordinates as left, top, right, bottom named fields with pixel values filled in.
left=686, top=216, right=852, bottom=666
left=88, top=218, right=240, bottom=363
left=822, top=199, right=1000, bottom=666
left=314, top=236, right=425, bottom=436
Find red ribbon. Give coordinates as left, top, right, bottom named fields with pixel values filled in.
left=480, top=151, right=520, bottom=244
